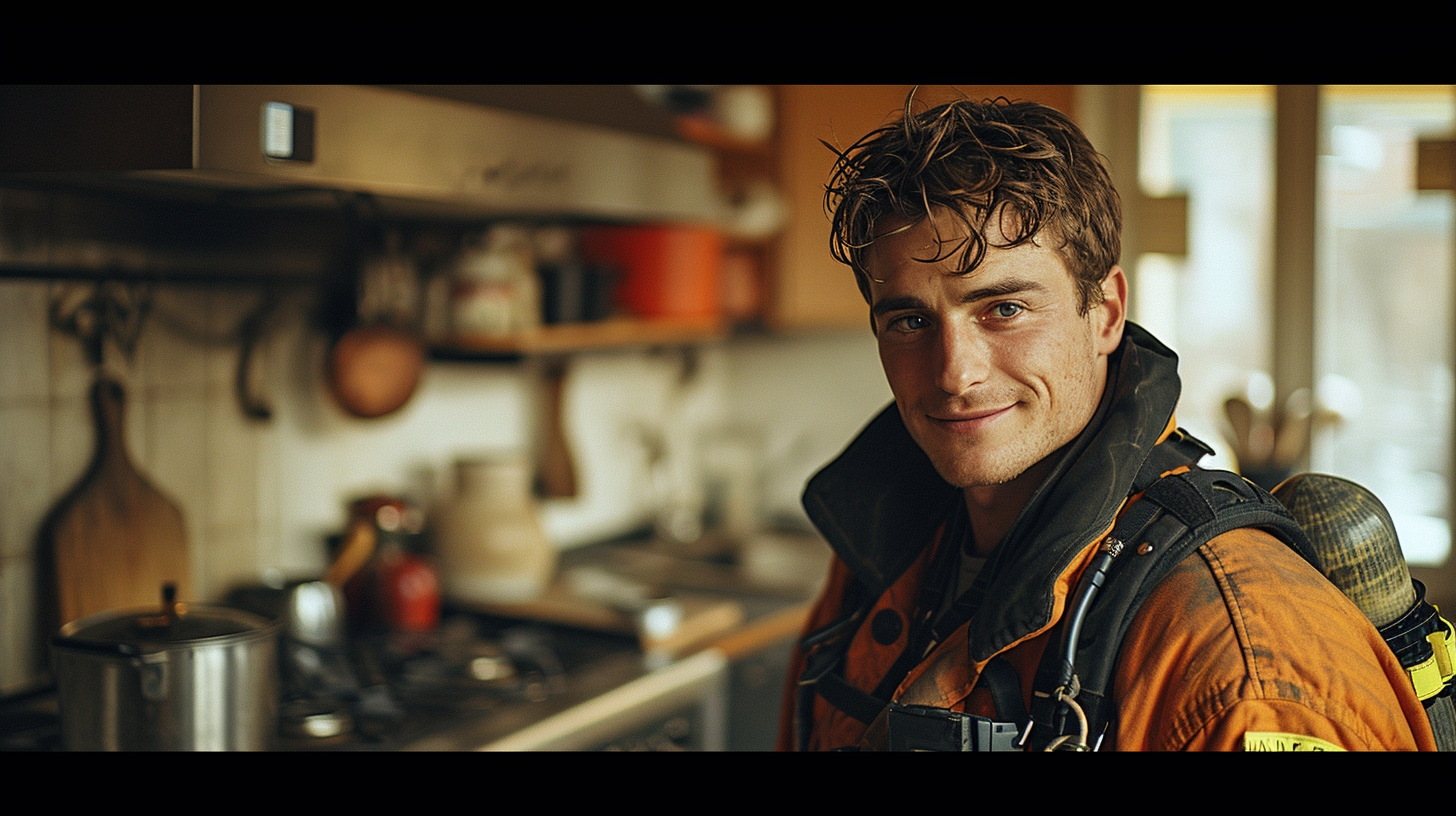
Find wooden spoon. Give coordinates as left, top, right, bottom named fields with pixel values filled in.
left=325, top=518, right=377, bottom=588
left=1272, top=388, right=1314, bottom=470
left=1223, top=396, right=1256, bottom=462
left=535, top=359, right=579, bottom=499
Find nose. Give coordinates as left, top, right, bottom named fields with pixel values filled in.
left=935, top=321, right=990, bottom=395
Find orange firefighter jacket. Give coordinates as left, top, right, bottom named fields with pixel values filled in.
left=779, top=325, right=1435, bottom=751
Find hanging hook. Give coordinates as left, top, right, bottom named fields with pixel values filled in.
left=235, top=289, right=284, bottom=421
left=49, top=280, right=153, bottom=370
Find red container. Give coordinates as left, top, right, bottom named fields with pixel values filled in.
left=581, top=225, right=724, bottom=320
left=377, top=549, right=441, bottom=633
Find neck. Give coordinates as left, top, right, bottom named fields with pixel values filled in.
left=963, top=453, right=1059, bottom=557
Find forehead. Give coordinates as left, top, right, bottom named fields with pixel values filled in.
left=864, top=213, right=1066, bottom=287
left=865, top=216, right=959, bottom=276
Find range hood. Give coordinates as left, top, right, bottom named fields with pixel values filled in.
left=0, top=85, right=721, bottom=222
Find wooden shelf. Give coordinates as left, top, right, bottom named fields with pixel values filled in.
left=429, top=315, right=728, bottom=360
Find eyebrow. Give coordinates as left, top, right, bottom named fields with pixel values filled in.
left=870, top=277, right=1049, bottom=317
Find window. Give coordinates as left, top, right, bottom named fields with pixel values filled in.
left=1137, top=86, right=1274, bottom=476
left=1137, top=85, right=1455, bottom=568
left=1316, top=86, right=1455, bottom=565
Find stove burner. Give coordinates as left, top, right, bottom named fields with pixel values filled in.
left=277, top=610, right=637, bottom=749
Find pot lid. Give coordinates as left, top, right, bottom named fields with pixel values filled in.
left=57, top=604, right=278, bottom=650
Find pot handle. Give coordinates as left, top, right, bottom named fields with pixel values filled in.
left=51, top=634, right=170, bottom=702
left=50, top=635, right=144, bottom=657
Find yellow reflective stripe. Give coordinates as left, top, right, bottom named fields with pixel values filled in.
left=1406, top=611, right=1456, bottom=701
left=1244, top=732, right=1345, bottom=752
left=1407, top=654, right=1445, bottom=700
left=1430, top=613, right=1456, bottom=680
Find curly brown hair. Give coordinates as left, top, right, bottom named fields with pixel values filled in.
left=825, top=94, right=1122, bottom=314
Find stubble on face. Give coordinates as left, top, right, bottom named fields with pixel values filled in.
left=867, top=217, right=1115, bottom=495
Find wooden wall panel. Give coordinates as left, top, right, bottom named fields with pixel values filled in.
left=771, top=85, right=1077, bottom=331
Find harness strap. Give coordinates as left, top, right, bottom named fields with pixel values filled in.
left=1134, top=429, right=1215, bottom=493
left=979, top=654, right=1029, bottom=725
left=796, top=429, right=1297, bottom=752
left=811, top=666, right=889, bottom=726
left=796, top=514, right=971, bottom=741
left=794, top=604, right=870, bottom=748
left=1027, top=465, right=1315, bottom=751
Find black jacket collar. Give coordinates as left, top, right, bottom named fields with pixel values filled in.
left=801, top=323, right=1183, bottom=661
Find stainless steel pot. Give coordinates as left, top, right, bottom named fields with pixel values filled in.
left=50, top=592, right=281, bottom=751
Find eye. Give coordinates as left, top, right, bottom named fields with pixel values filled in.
left=887, top=314, right=929, bottom=333
left=985, top=302, right=1024, bottom=321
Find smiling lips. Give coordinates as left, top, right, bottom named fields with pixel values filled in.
left=930, top=404, right=1016, bottom=431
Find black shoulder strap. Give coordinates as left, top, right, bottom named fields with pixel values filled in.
left=1027, top=437, right=1317, bottom=750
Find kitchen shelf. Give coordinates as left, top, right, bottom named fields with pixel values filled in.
left=0, top=260, right=325, bottom=287
left=429, top=315, right=728, bottom=360
left=674, top=116, right=775, bottom=159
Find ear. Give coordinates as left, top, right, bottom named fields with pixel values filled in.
left=1092, top=265, right=1127, bottom=356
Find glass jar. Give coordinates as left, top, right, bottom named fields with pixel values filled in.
left=448, top=225, right=541, bottom=337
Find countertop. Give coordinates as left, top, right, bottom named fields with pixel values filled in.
left=0, top=531, right=828, bottom=752
left=385, top=531, right=825, bottom=751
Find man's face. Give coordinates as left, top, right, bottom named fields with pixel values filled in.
left=866, top=214, right=1126, bottom=489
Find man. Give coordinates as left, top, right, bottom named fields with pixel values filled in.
left=779, top=95, right=1435, bottom=751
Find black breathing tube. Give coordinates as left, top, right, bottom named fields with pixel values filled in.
left=1025, top=535, right=1123, bottom=751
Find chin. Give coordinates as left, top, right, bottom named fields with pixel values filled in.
left=924, top=450, right=1025, bottom=489
left=936, top=465, right=1022, bottom=489
left=913, top=425, right=1055, bottom=489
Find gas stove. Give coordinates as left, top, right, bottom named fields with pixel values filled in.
left=1, top=535, right=817, bottom=752
left=274, top=609, right=626, bottom=749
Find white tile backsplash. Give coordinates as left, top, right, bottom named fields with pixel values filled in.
left=201, top=392, right=260, bottom=531
left=0, top=554, right=40, bottom=690
left=137, top=290, right=214, bottom=393
left=143, top=388, right=207, bottom=583
left=199, top=520, right=261, bottom=603
left=45, top=286, right=98, bottom=405
left=0, top=280, right=49, bottom=402
left=0, top=404, right=49, bottom=560
left=723, top=331, right=892, bottom=521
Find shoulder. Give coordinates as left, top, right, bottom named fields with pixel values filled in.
left=1110, top=526, right=1427, bottom=751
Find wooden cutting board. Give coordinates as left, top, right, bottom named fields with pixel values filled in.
left=46, top=376, right=192, bottom=625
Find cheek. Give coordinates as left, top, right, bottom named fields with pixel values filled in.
left=1011, top=327, right=1098, bottom=398
left=1049, top=336, right=1106, bottom=412
left=878, top=344, right=921, bottom=392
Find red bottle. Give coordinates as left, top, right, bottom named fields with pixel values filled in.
left=377, top=546, right=441, bottom=633
left=344, top=495, right=441, bottom=634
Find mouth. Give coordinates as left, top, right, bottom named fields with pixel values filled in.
left=928, top=404, right=1015, bottom=432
